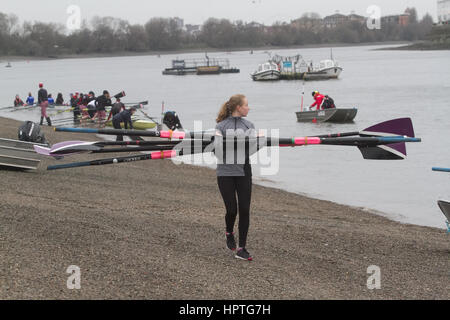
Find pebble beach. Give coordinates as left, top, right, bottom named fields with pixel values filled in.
left=0, top=117, right=448, bottom=299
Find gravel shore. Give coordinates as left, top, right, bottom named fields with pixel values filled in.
left=0, top=117, right=448, bottom=299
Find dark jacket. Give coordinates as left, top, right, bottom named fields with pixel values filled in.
left=95, top=94, right=112, bottom=111
left=113, top=109, right=133, bottom=129
left=38, top=88, right=48, bottom=104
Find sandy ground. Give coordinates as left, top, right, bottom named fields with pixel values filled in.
left=0, top=117, right=448, bottom=300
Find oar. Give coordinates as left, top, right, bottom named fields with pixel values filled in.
left=125, top=100, right=149, bottom=106
left=54, top=127, right=212, bottom=139
left=47, top=145, right=209, bottom=170
left=40, top=139, right=202, bottom=156
left=432, top=167, right=450, bottom=173
left=316, top=118, right=416, bottom=138
left=137, top=106, right=159, bottom=124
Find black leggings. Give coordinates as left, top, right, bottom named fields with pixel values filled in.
left=217, top=175, right=252, bottom=248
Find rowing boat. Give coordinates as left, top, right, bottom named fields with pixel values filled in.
left=296, top=108, right=357, bottom=123
left=105, top=119, right=157, bottom=130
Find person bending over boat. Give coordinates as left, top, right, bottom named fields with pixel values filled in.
left=14, top=94, right=24, bottom=107
left=112, top=107, right=136, bottom=141
left=92, top=90, right=112, bottom=126
left=310, top=91, right=325, bottom=111
left=25, top=92, right=34, bottom=106
left=38, top=83, right=51, bottom=126
left=215, top=94, right=258, bottom=261
left=107, top=97, right=125, bottom=122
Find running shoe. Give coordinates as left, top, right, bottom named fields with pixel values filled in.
left=226, top=232, right=236, bottom=251
left=235, top=248, right=253, bottom=261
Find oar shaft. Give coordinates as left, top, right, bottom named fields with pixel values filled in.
left=55, top=127, right=211, bottom=139
left=47, top=145, right=209, bottom=170
left=432, top=167, right=450, bottom=173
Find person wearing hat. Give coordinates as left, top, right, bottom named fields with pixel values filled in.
left=37, top=83, right=51, bottom=126
left=310, top=91, right=325, bottom=111
left=112, top=107, right=136, bottom=141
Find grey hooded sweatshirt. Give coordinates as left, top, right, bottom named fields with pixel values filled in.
left=215, top=116, right=257, bottom=177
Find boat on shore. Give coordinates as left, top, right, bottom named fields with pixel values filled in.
left=251, top=61, right=281, bottom=81
left=296, top=108, right=357, bottom=123
left=0, top=138, right=44, bottom=170
left=105, top=119, right=157, bottom=130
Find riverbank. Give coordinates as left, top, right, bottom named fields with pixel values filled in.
left=0, top=41, right=412, bottom=63
left=0, top=117, right=448, bottom=299
left=377, top=41, right=450, bottom=50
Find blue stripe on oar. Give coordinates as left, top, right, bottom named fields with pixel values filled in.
left=48, top=161, right=92, bottom=170
left=55, top=127, right=98, bottom=133
left=378, top=137, right=421, bottom=143
left=432, top=167, right=450, bottom=173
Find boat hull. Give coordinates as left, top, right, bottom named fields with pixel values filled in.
left=105, top=120, right=157, bottom=130
left=0, top=138, right=43, bottom=170
left=295, top=108, right=357, bottom=123
left=304, top=67, right=343, bottom=80
left=251, top=70, right=281, bottom=81
left=438, top=200, right=450, bottom=221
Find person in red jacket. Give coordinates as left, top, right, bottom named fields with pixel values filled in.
left=310, top=91, right=325, bottom=110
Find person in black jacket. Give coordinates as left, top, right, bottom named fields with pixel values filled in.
left=112, top=107, right=136, bottom=141
left=92, top=90, right=112, bottom=126
left=37, top=83, right=51, bottom=126
left=107, top=97, right=125, bottom=122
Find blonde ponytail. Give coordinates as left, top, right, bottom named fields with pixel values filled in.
left=216, top=94, right=246, bottom=123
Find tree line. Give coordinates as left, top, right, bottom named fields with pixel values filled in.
left=0, top=9, right=435, bottom=57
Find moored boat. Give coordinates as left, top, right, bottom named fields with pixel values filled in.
left=296, top=108, right=357, bottom=123
left=162, top=57, right=239, bottom=75
left=303, top=59, right=343, bottom=80
left=251, top=61, right=281, bottom=81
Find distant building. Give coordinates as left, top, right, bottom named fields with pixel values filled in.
left=323, top=13, right=348, bottom=28
left=291, top=17, right=323, bottom=30
left=381, top=10, right=410, bottom=26
left=321, top=11, right=366, bottom=28
left=185, top=24, right=202, bottom=36
left=437, top=0, right=450, bottom=23
left=347, top=13, right=366, bottom=24
left=173, top=17, right=184, bottom=29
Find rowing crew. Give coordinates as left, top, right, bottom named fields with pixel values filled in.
left=71, top=90, right=127, bottom=127
left=14, top=92, right=64, bottom=107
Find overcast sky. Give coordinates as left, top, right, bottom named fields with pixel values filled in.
left=0, top=0, right=436, bottom=26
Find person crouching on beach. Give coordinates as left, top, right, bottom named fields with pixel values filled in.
left=215, top=94, right=257, bottom=261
